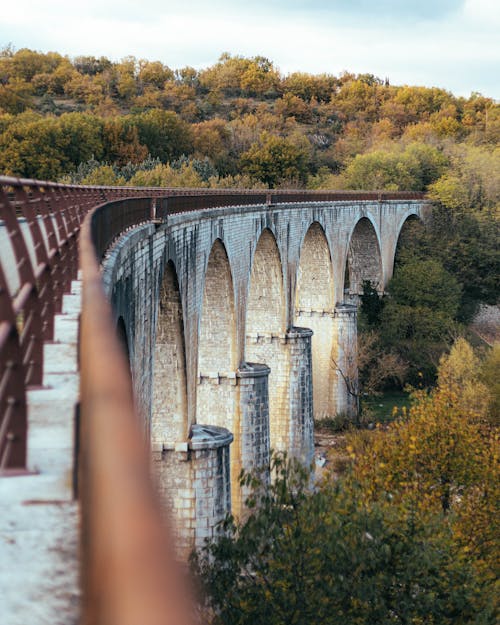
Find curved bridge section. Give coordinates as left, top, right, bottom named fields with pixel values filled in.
left=102, top=194, right=425, bottom=554
left=0, top=178, right=426, bottom=622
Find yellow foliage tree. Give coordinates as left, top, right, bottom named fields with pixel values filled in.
left=349, top=338, right=499, bottom=582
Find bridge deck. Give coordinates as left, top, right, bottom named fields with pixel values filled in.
left=0, top=279, right=81, bottom=625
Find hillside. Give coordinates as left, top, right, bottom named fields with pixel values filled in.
left=0, top=47, right=498, bottom=192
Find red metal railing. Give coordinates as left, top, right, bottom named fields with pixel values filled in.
left=0, top=176, right=425, bottom=623
left=0, top=177, right=153, bottom=472
left=79, top=205, right=193, bottom=625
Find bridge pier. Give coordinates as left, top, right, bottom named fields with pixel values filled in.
left=331, top=304, right=358, bottom=418
left=295, top=308, right=336, bottom=419
left=153, top=424, right=233, bottom=559
left=245, top=327, right=314, bottom=466
left=287, top=327, right=314, bottom=466
left=235, top=363, right=271, bottom=514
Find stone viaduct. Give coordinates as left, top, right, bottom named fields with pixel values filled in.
left=101, top=197, right=424, bottom=555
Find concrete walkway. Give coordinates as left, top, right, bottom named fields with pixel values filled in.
left=0, top=282, right=81, bottom=625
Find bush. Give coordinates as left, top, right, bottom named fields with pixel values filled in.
left=192, top=452, right=495, bottom=625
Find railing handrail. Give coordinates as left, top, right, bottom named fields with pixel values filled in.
left=79, top=205, right=192, bottom=625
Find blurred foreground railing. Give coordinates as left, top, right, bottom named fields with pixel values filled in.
left=0, top=176, right=425, bottom=622
left=79, top=203, right=193, bottom=625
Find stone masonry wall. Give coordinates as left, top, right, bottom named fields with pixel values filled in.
left=236, top=363, right=270, bottom=514
left=101, top=199, right=426, bottom=555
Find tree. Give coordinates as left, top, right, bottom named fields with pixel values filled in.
left=275, top=93, right=312, bottom=122
left=73, top=55, right=112, bottom=76
left=359, top=280, right=385, bottom=326
left=199, top=53, right=279, bottom=97
left=57, top=112, right=104, bottom=166
left=102, top=117, right=148, bottom=165
left=137, top=59, right=174, bottom=90
left=281, top=72, right=337, bottom=102
left=352, top=338, right=499, bottom=581
left=342, top=142, right=447, bottom=191
left=379, top=257, right=462, bottom=382
left=79, top=164, right=126, bottom=186
left=128, top=161, right=206, bottom=187
left=429, top=144, right=500, bottom=212
left=0, top=77, right=33, bottom=113
left=357, top=331, right=408, bottom=397
left=192, top=453, right=494, bottom=625
left=480, top=343, right=500, bottom=424
left=132, top=109, right=193, bottom=162
left=385, top=257, right=461, bottom=316
left=240, top=132, right=309, bottom=187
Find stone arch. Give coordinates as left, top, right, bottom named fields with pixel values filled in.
left=196, top=238, right=237, bottom=429
left=296, top=222, right=334, bottom=311
left=151, top=260, right=188, bottom=445
left=246, top=228, right=286, bottom=337
left=245, top=229, right=288, bottom=452
left=295, top=222, right=335, bottom=418
left=344, top=217, right=383, bottom=298
left=196, top=239, right=239, bottom=513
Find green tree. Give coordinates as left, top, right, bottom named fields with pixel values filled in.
left=240, top=132, right=309, bottom=187
left=192, top=454, right=493, bottom=625
left=379, top=258, right=461, bottom=382
left=342, top=142, right=447, bottom=191
left=132, top=109, right=193, bottom=161
left=359, top=279, right=385, bottom=326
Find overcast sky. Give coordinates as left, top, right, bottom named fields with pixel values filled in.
left=2, top=0, right=499, bottom=98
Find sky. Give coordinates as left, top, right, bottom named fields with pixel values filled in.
left=2, top=0, right=499, bottom=99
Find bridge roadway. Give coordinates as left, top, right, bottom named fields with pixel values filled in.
left=0, top=179, right=427, bottom=625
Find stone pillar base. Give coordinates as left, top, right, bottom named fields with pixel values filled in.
left=286, top=327, right=314, bottom=467
left=332, top=304, right=358, bottom=419
left=236, top=363, right=270, bottom=514
left=153, top=424, right=233, bottom=559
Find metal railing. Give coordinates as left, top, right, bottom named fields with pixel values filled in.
left=0, top=177, right=155, bottom=473
left=0, top=176, right=425, bottom=622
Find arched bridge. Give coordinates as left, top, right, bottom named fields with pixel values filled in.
left=0, top=178, right=427, bottom=624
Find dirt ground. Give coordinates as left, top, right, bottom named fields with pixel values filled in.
left=313, top=427, right=350, bottom=481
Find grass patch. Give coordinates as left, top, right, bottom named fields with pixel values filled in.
left=362, top=390, right=410, bottom=424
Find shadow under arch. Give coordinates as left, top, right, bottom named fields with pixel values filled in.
left=344, top=216, right=383, bottom=299
left=246, top=228, right=286, bottom=337
left=116, top=315, right=130, bottom=367
left=151, top=259, right=188, bottom=446
left=393, top=213, right=424, bottom=273
left=295, top=222, right=335, bottom=418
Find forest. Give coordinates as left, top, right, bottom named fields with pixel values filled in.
left=1, top=46, right=498, bottom=623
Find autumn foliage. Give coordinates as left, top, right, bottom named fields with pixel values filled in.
left=193, top=339, right=499, bottom=624
left=0, top=46, right=498, bottom=193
